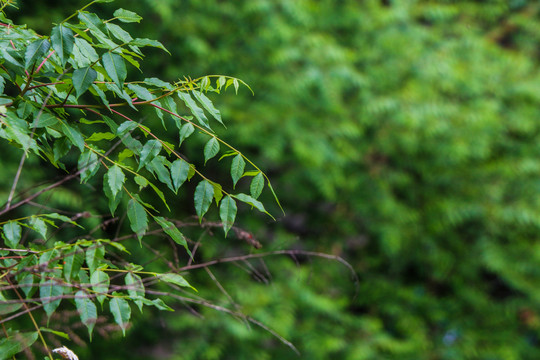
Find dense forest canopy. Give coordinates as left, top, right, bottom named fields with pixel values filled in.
left=3, top=0, right=540, bottom=359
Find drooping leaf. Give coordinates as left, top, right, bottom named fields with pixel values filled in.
left=127, top=199, right=148, bottom=240
left=106, top=22, right=133, bottom=44
left=250, top=172, right=265, bottom=199
left=230, top=154, right=245, bottom=187
left=29, top=216, right=47, bottom=239
left=211, top=181, right=223, bottom=205
left=106, top=165, right=125, bottom=197
left=109, top=294, right=131, bottom=336
left=203, top=137, right=220, bottom=164
left=63, top=245, right=84, bottom=282
left=170, top=158, right=190, bottom=193
left=194, top=180, right=214, bottom=222
left=91, top=269, right=110, bottom=306
left=138, top=139, right=162, bottom=170
left=78, top=149, right=100, bottom=183
left=40, top=273, right=63, bottom=318
left=51, top=24, right=74, bottom=67
left=25, top=38, right=50, bottom=69
left=113, top=8, right=143, bottom=23
left=72, top=66, right=97, bottom=98
left=193, top=91, right=224, bottom=126
left=102, top=52, right=127, bottom=90
left=148, top=156, right=174, bottom=191
left=178, top=122, right=194, bottom=146
left=131, top=38, right=170, bottom=54
left=155, top=216, right=191, bottom=255
left=3, top=221, right=21, bottom=248
left=125, top=273, right=145, bottom=312
left=136, top=297, right=173, bottom=311
left=159, top=273, right=196, bottom=291
left=60, top=122, right=85, bottom=151
left=233, top=193, right=274, bottom=218
left=74, top=291, right=98, bottom=339
left=0, top=331, right=38, bottom=360
left=219, top=195, right=237, bottom=237
left=103, top=176, right=122, bottom=215
left=85, top=244, right=105, bottom=274
left=0, top=292, right=22, bottom=316
left=177, top=91, right=210, bottom=128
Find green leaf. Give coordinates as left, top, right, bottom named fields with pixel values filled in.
left=233, top=193, right=274, bottom=218
left=43, top=213, right=82, bottom=228
left=51, top=24, right=74, bottom=67
left=136, top=297, right=173, bottom=311
left=29, top=216, right=48, bottom=239
left=72, top=37, right=99, bottom=67
left=103, top=176, right=122, bottom=215
left=127, top=199, right=148, bottom=240
left=177, top=91, right=210, bottom=129
left=127, top=83, right=153, bottom=101
left=130, top=38, right=170, bottom=54
left=86, top=132, right=115, bottom=142
left=102, top=52, right=127, bottom=90
left=91, top=269, right=110, bottom=306
left=250, top=172, right=265, bottom=199
left=30, top=112, right=59, bottom=128
left=72, top=66, right=97, bottom=98
left=148, top=156, right=174, bottom=191
left=212, top=181, right=223, bottom=205
left=25, top=38, right=50, bottom=69
left=106, top=22, right=133, bottom=43
left=178, top=122, right=194, bottom=146
left=231, top=154, right=245, bottom=187
left=3, top=221, right=21, bottom=248
left=78, top=11, right=116, bottom=48
left=219, top=196, right=237, bottom=237
left=193, top=91, right=224, bottom=126
left=113, top=8, right=142, bottom=23
left=117, top=120, right=138, bottom=135
left=0, top=292, right=22, bottom=316
left=78, top=149, right=100, bottom=183
left=109, top=295, right=131, bottom=336
left=39, top=327, right=70, bottom=340
left=144, top=77, right=173, bottom=90
left=125, top=273, right=145, bottom=312
left=106, top=165, right=125, bottom=197
left=194, top=180, right=214, bottom=222
left=86, top=244, right=105, bottom=274
left=204, top=137, right=220, bottom=164
left=138, top=139, right=162, bottom=170
left=0, top=331, right=38, bottom=360
left=40, top=274, right=63, bottom=318
left=60, top=122, right=85, bottom=151
left=63, top=245, right=84, bottom=282
left=159, top=273, right=196, bottom=291
left=75, top=290, right=98, bottom=339
left=170, top=158, right=190, bottom=193
left=155, top=216, right=191, bottom=255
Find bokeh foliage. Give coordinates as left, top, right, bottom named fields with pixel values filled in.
left=7, top=0, right=540, bottom=359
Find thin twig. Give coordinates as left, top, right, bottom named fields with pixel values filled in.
left=146, top=290, right=301, bottom=355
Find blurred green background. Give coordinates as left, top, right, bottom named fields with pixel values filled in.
left=7, top=0, right=540, bottom=359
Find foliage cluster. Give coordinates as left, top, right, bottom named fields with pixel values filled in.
left=74, top=1, right=540, bottom=359
left=0, top=1, right=281, bottom=358
left=6, top=0, right=540, bottom=360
